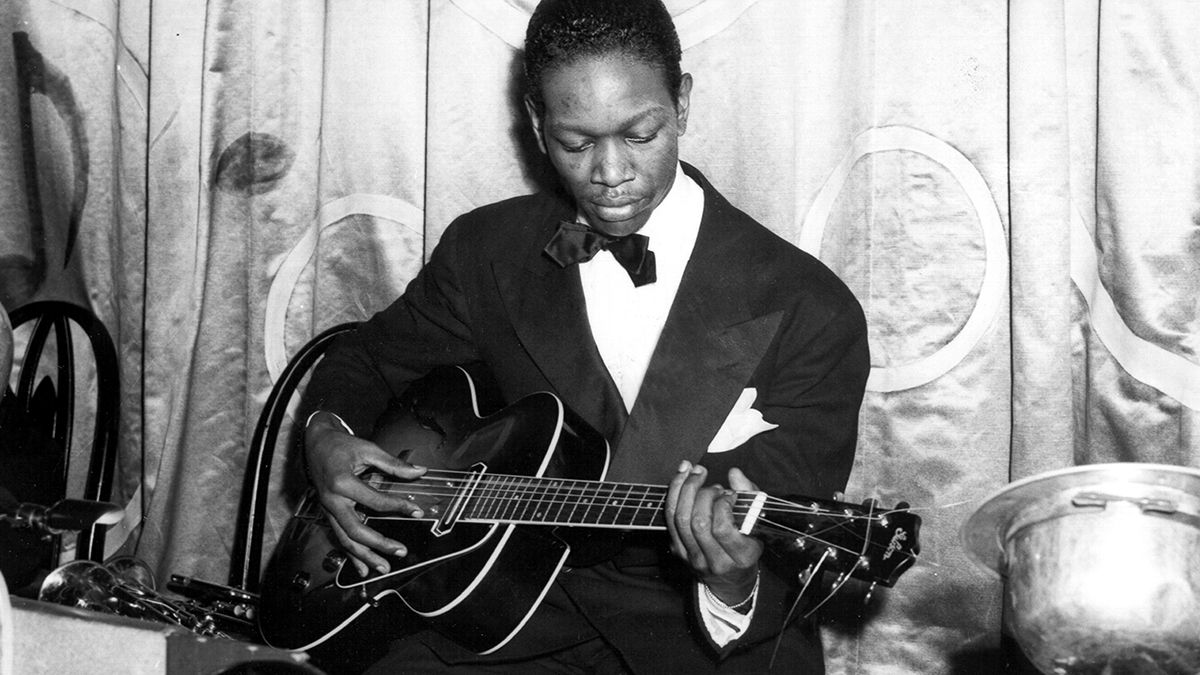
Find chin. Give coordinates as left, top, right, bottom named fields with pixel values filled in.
left=587, top=209, right=648, bottom=236
left=592, top=220, right=645, bottom=237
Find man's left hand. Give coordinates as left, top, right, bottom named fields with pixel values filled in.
left=666, top=462, right=763, bottom=606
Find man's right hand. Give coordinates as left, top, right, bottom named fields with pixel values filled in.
left=304, top=411, right=428, bottom=577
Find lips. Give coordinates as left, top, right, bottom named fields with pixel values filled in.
left=592, top=195, right=640, bottom=208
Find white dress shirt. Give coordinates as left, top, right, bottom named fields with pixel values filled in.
left=578, top=163, right=756, bottom=645
left=578, top=163, right=703, bottom=411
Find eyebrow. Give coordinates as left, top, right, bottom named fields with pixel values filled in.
left=547, top=106, right=669, bottom=136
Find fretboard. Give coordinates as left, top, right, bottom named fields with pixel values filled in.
left=459, top=475, right=673, bottom=529
left=391, top=471, right=766, bottom=534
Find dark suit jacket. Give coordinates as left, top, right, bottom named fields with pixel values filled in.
left=308, top=163, right=870, bottom=673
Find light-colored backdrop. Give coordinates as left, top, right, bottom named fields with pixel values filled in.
left=3, top=1, right=1199, bottom=672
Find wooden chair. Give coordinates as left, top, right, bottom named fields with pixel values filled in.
left=227, top=322, right=360, bottom=594
left=0, top=301, right=119, bottom=590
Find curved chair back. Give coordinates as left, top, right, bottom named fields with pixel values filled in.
left=0, top=301, right=119, bottom=565
left=1, top=302, right=12, bottom=387
left=228, top=322, right=360, bottom=593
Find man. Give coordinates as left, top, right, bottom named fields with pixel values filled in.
left=302, top=0, right=869, bottom=672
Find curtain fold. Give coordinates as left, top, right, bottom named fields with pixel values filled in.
left=0, top=0, right=148, bottom=550
left=3, top=1, right=1200, bottom=672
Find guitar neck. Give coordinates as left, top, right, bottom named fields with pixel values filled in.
left=386, top=470, right=767, bottom=533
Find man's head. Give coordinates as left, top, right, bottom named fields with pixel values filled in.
left=524, top=0, right=684, bottom=112
left=524, top=0, right=692, bottom=236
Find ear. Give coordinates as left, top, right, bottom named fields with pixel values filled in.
left=675, top=73, right=693, bottom=135
left=524, top=94, right=549, bottom=155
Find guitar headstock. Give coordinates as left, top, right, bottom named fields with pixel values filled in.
left=755, top=496, right=921, bottom=588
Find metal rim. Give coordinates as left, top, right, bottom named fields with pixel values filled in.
left=962, top=462, right=1200, bottom=575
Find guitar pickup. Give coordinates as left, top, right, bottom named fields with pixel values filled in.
left=431, top=462, right=489, bottom=536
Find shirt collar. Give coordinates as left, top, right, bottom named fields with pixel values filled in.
left=573, top=163, right=704, bottom=282
left=638, top=162, right=703, bottom=247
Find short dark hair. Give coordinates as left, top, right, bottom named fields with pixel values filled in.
left=524, top=0, right=683, bottom=110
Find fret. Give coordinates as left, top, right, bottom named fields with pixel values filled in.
left=546, top=478, right=569, bottom=524
left=473, top=474, right=495, bottom=521
left=581, top=481, right=608, bottom=525
left=564, top=478, right=586, bottom=525
left=519, top=477, right=541, bottom=522
left=602, top=482, right=623, bottom=525
left=554, top=483, right=572, bottom=523
left=626, top=484, right=650, bottom=526
left=499, top=475, right=523, bottom=522
left=497, top=475, right=521, bottom=520
left=649, top=487, right=668, bottom=527
left=585, top=482, right=607, bottom=525
left=638, top=486, right=666, bottom=527
left=526, top=477, right=550, bottom=523
left=515, top=476, right=540, bottom=523
left=624, top=485, right=640, bottom=526
left=470, top=475, right=499, bottom=521
left=614, top=484, right=634, bottom=525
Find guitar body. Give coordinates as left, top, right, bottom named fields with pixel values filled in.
left=258, top=366, right=610, bottom=654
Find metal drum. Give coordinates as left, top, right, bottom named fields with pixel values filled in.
left=964, top=463, right=1200, bottom=675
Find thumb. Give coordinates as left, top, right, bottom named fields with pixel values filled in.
left=359, top=443, right=427, bottom=480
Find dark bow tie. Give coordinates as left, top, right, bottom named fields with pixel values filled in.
left=543, top=221, right=657, bottom=287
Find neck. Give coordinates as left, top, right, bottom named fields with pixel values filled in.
left=379, top=469, right=767, bottom=534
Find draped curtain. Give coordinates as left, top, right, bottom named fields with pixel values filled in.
left=3, top=1, right=1199, bottom=672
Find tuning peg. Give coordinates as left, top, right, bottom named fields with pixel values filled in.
left=863, top=581, right=878, bottom=605
left=797, top=564, right=815, bottom=586
left=859, top=497, right=882, bottom=511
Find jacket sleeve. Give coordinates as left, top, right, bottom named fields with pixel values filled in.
left=303, top=218, right=482, bottom=435
left=697, top=293, right=870, bottom=658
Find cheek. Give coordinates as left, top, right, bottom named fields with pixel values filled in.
left=641, top=149, right=677, bottom=181
left=552, top=154, right=589, bottom=181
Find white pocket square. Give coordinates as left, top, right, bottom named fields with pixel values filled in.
left=706, top=388, right=779, bottom=454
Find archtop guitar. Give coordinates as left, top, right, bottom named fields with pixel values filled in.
left=258, top=366, right=920, bottom=655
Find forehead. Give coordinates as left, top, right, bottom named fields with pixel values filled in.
left=539, top=55, right=675, bottom=131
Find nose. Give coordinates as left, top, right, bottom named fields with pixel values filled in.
left=590, top=140, right=633, bottom=188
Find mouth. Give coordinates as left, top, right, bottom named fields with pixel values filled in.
left=591, top=195, right=640, bottom=209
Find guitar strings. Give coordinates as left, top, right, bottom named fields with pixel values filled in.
left=770, top=548, right=832, bottom=670
left=367, top=471, right=903, bottom=523
left=368, top=484, right=895, bottom=532
left=362, top=471, right=909, bottom=531
left=345, top=470, right=915, bottom=565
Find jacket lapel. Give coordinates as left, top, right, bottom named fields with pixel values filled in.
left=607, top=175, right=784, bottom=483
left=494, top=226, right=628, bottom=449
